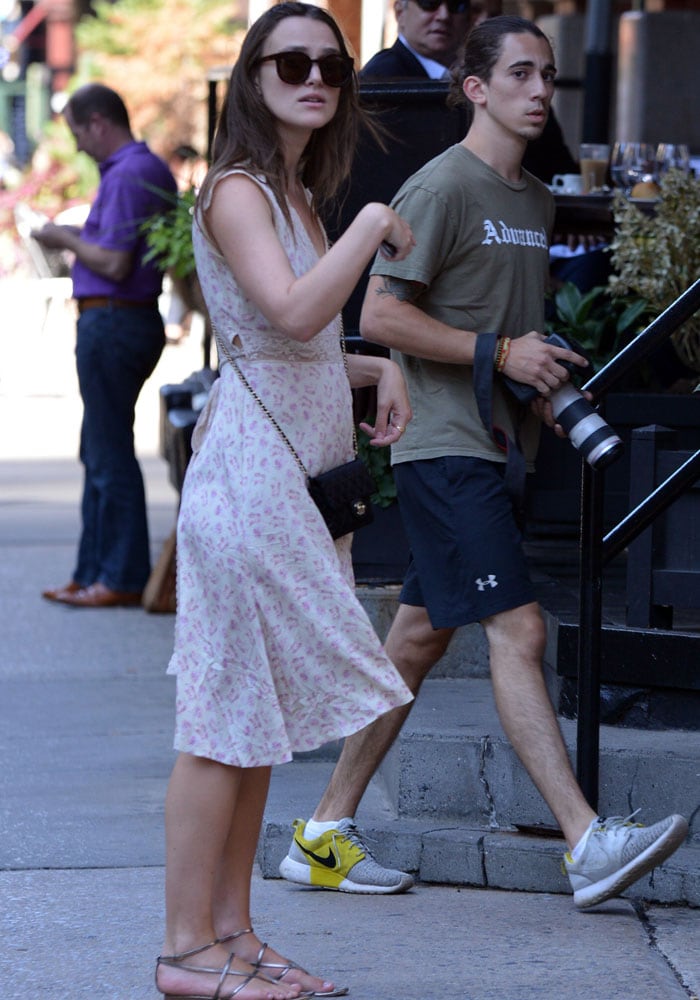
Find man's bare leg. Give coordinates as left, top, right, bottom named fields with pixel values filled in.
left=313, top=603, right=453, bottom=822
left=482, top=601, right=596, bottom=850
left=484, top=601, right=688, bottom=907
left=284, top=598, right=687, bottom=903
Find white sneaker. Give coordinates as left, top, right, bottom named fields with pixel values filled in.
left=565, top=812, right=688, bottom=908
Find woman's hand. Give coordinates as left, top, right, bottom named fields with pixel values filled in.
left=357, top=358, right=413, bottom=446
left=359, top=203, right=416, bottom=263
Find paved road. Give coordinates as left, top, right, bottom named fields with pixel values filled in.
left=1, top=277, right=698, bottom=1000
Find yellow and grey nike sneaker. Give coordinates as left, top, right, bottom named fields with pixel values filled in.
left=279, top=817, right=414, bottom=894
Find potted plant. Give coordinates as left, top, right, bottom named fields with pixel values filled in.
left=608, top=167, right=700, bottom=391
left=545, top=282, right=650, bottom=376
left=351, top=428, right=409, bottom=584
left=529, top=170, right=700, bottom=534
left=142, top=186, right=207, bottom=315
left=601, top=171, right=700, bottom=522
left=356, top=427, right=397, bottom=508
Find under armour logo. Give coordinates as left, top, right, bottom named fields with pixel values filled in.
left=475, top=575, right=498, bottom=591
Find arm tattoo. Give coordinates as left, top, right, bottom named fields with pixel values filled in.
left=375, top=275, right=421, bottom=303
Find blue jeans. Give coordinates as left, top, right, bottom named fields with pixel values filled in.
left=74, top=304, right=165, bottom=592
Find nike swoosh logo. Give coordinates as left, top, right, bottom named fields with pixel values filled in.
left=295, top=838, right=337, bottom=869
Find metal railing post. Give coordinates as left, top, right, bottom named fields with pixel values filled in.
left=576, top=460, right=605, bottom=810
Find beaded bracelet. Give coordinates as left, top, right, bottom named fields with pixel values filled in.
left=494, top=336, right=511, bottom=373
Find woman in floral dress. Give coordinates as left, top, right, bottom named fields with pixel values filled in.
left=156, top=5, right=416, bottom=999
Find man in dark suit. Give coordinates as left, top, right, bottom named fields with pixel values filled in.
left=363, top=0, right=471, bottom=81
left=362, top=0, right=577, bottom=183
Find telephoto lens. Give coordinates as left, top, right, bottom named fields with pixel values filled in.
left=501, top=333, right=623, bottom=470
left=549, top=383, right=623, bottom=470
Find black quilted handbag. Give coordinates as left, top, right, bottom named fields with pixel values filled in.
left=215, top=328, right=376, bottom=540
left=308, top=458, right=375, bottom=539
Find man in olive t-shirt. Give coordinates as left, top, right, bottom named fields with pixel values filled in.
left=280, top=16, right=688, bottom=908
left=381, top=140, right=553, bottom=470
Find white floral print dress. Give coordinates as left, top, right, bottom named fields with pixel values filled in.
left=167, top=170, right=412, bottom=767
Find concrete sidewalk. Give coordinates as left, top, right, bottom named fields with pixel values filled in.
left=1, top=277, right=699, bottom=1000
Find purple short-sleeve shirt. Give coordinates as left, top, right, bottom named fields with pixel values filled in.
left=72, top=141, right=177, bottom=300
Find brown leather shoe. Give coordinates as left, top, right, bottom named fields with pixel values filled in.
left=54, top=582, right=143, bottom=608
left=42, top=580, right=82, bottom=601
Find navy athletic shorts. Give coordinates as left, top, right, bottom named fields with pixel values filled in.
left=394, top=456, right=536, bottom=629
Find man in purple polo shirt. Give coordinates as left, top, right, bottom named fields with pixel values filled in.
left=33, top=83, right=177, bottom=607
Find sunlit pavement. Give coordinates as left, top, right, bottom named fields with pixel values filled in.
left=1, top=275, right=699, bottom=1000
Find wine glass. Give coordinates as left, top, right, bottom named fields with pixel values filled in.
left=622, top=143, right=658, bottom=193
left=656, top=143, right=691, bottom=177
left=609, top=142, right=633, bottom=193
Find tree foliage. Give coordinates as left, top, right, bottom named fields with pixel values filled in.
left=74, top=0, right=246, bottom=159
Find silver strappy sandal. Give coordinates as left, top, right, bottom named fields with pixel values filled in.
left=155, top=935, right=312, bottom=999
left=251, top=941, right=349, bottom=998
left=218, top=929, right=348, bottom=998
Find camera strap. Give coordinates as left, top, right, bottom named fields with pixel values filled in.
left=473, top=332, right=527, bottom=505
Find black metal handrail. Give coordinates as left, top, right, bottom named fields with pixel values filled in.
left=585, top=279, right=700, bottom=401
left=575, top=277, right=700, bottom=807
left=604, top=451, right=700, bottom=563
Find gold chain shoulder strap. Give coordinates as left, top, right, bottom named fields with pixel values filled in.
left=212, top=323, right=358, bottom=478
left=213, top=327, right=309, bottom=477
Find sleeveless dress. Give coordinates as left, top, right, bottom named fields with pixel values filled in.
left=167, top=170, right=413, bottom=767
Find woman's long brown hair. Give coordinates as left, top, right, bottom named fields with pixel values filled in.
left=198, top=2, right=375, bottom=229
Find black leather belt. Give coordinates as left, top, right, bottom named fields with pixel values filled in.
left=77, top=296, right=159, bottom=313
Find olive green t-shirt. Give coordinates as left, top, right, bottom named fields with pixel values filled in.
left=369, top=144, right=554, bottom=468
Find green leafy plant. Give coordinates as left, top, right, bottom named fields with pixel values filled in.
left=357, top=429, right=397, bottom=508
left=608, top=169, right=700, bottom=374
left=141, top=187, right=196, bottom=279
left=546, top=282, right=650, bottom=373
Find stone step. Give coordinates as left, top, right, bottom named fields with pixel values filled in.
left=382, top=679, right=700, bottom=829
left=259, top=677, right=700, bottom=906
left=260, top=762, right=700, bottom=906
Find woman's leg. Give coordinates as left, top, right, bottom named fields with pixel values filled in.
left=164, top=753, right=240, bottom=952
left=158, top=753, right=299, bottom=1000
left=213, top=767, right=343, bottom=996
left=211, top=764, right=270, bottom=934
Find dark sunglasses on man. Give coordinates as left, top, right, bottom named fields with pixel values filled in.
left=412, top=0, right=470, bottom=13
left=257, top=51, right=354, bottom=88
